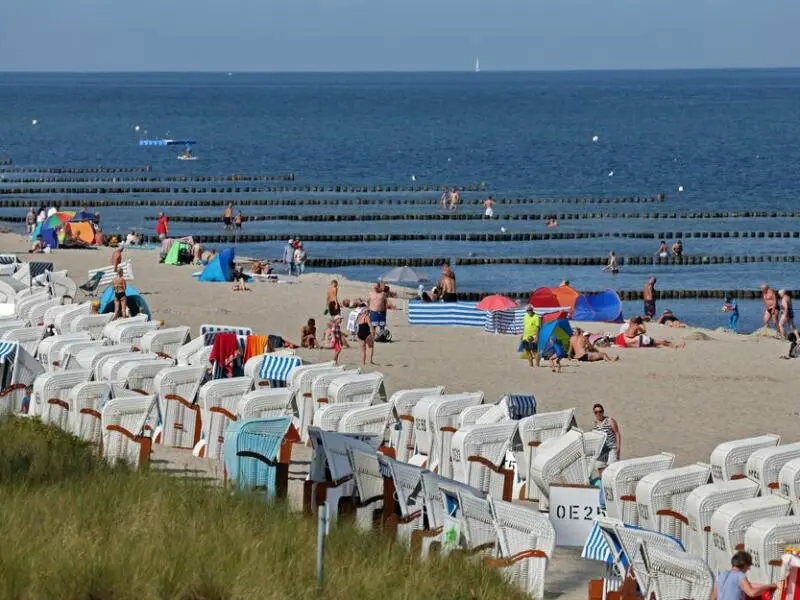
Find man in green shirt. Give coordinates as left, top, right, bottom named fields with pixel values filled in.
left=522, top=305, right=541, bottom=367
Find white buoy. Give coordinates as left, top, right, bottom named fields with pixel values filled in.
left=447, top=158, right=451, bottom=162
left=31, top=119, right=38, bottom=125
left=608, top=170, right=614, bottom=177
left=134, top=125, right=140, bottom=132
left=500, top=227, right=507, bottom=233
left=411, top=175, right=416, bottom=182
left=678, top=185, right=684, bottom=192
left=592, top=135, right=599, bottom=142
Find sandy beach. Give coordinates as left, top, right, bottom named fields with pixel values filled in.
left=2, top=231, right=798, bottom=598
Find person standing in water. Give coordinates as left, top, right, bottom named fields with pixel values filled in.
left=643, top=277, right=657, bottom=320
left=722, top=297, right=739, bottom=332
left=602, top=251, right=619, bottom=274
left=483, top=196, right=495, bottom=219
left=222, top=203, right=233, bottom=231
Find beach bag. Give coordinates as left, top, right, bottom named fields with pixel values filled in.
left=375, top=328, right=392, bottom=343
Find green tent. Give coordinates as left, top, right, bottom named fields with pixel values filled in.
left=164, top=241, right=192, bottom=265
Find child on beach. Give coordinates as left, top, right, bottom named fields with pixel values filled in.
left=542, top=335, right=567, bottom=373
left=331, top=315, right=349, bottom=364
left=301, top=318, right=318, bottom=349
left=722, top=297, right=739, bottom=332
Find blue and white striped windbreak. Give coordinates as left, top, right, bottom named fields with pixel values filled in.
left=259, top=355, right=303, bottom=387
left=582, top=521, right=614, bottom=563
left=0, top=341, right=18, bottom=364
left=506, top=394, right=536, bottom=419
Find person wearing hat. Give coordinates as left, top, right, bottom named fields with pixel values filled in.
left=283, top=238, right=295, bottom=275
left=779, top=289, right=796, bottom=339
left=521, top=305, right=541, bottom=367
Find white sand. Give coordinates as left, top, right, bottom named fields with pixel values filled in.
left=3, top=232, right=798, bottom=598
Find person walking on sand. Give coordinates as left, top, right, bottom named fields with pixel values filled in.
left=25, top=208, right=36, bottom=234
left=711, top=551, right=776, bottom=600
left=368, top=281, right=388, bottom=333
left=643, top=277, right=657, bottom=320
left=521, top=305, right=541, bottom=367
left=222, top=203, right=233, bottom=230
left=761, top=283, right=779, bottom=331
left=778, top=289, right=797, bottom=338
left=283, top=238, right=295, bottom=275
left=602, top=251, right=619, bottom=274
left=439, top=263, right=457, bottom=302
left=592, top=404, right=621, bottom=473
left=326, top=280, right=341, bottom=316
left=331, top=315, right=349, bottom=364
left=356, top=304, right=376, bottom=365
left=483, top=196, right=495, bottom=219
left=112, top=268, right=127, bottom=320
left=111, top=245, right=123, bottom=271
left=155, top=212, right=169, bottom=241
left=293, top=242, right=306, bottom=276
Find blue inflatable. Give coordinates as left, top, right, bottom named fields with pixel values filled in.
left=572, top=289, right=624, bottom=322
left=199, top=248, right=235, bottom=282
left=98, top=284, right=152, bottom=318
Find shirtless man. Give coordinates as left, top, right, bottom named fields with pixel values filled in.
left=602, top=251, right=619, bottom=273
left=367, top=282, right=388, bottom=331
left=623, top=317, right=674, bottom=348
left=643, top=277, right=657, bottom=320
left=448, top=188, right=459, bottom=212
left=439, top=263, right=457, bottom=302
left=111, top=246, right=123, bottom=270
left=778, top=289, right=797, bottom=338
left=326, top=280, right=341, bottom=316
left=761, top=284, right=779, bottom=331
left=222, top=203, right=233, bottom=230
left=483, top=196, right=495, bottom=219
left=571, top=328, right=618, bottom=363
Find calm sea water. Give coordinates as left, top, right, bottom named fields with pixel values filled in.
left=2, top=70, right=800, bottom=332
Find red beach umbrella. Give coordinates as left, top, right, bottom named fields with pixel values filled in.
left=476, top=294, right=518, bottom=312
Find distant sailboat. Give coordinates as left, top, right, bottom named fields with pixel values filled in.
left=475, top=57, right=480, bottom=73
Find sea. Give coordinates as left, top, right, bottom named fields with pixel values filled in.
left=1, top=70, right=800, bottom=333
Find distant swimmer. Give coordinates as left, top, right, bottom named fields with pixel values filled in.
left=546, top=216, right=558, bottom=228
left=223, top=203, right=233, bottom=230
left=483, top=196, right=495, bottom=219
left=602, top=251, right=619, bottom=274
left=448, top=187, right=460, bottom=212
left=671, top=239, right=683, bottom=257
left=656, top=240, right=669, bottom=258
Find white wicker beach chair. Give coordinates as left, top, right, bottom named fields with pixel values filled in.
left=27, top=296, right=66, bottom=327
left=311, top=368, right=359, bottom=410
left=243, top=349, right=297, bottom=386
left=236, top=388, right=294, bottom=421
left=488, top=497, right=556, bottom=599
left=0, top=342, right=44, bottom=417
left=71, top=313, right=114, bottom=340
left=101, top=394, right=155, bottom=467
left=313, top=401, right=370, bottom=431
left=176, top=336, right=208, bottom=366
left=0, top=279, right=18, bottom=302
left=744, top=516, right=800, bottom=585
left=96, top=351, right=158, bottom=382
left=106, top=321, right=160, bottom=347
left=779, top=458, right=800, bottom=514
left=287, top=361, right=335, bottom=392
left=529, top=430, right=594, bottom=508
left=3, top=326, right=46, bottom=357
left=73, top=344, right=132, bottom=373
left=710, top=434, right=781, bottom=482
left=117, top=358, right=174, bottom=395
left=101, top=314, right=148, bottom=340
left=429, top=477, right=488, bottom=555
left=31, top=369, right=91, bottom=428
left=337, top=402, right=393, bottom=437
left=388, top=386, right=445, bottom=463
left=0, top=320, right=27, bottom=339
left=515, top=408, right=577, bottom=502
left=602, top=453, right=677, bottom=526
left=380, top=455, right=427, bottom=547
left=346, top=445, right=386, bottom=531
left=53, top=339, right=103, bottom=370
left=68, top=381, right=112, bottom=443
left=48, top=272, right=77, bottom=300
left=137, top=326, right=190, bottom=359
left=37, top=332, right=90, bottom=369
left=54, top=302, right=91, bottom=334
left=458, top=404, right=498, bottom=428
left=43, top=302, right=78, bottom=329
left=637, top=540, right=714, bottom=600
left=293, top=364, right=346, bottom=441
left=14, top=292, right=49, bottom=322
left=682, top=478, right=761, bottom=564
left=327, top=371, right=386, bottom=405
left=450, top=421, right=518, bottom=500
left=635, top=463, right=712, bottom=542
left=89, top=261, right=134, bottom=286
left=426, top=392, right=485, bottom=477
left=747, top=443, right=800, bottom=496
left=193, top=376, right=254, bottom=460
left=709, top=495, right=792, bottom=573
left=152, top=365, right=206, bottom=448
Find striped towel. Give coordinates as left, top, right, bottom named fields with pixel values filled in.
left=201, top=324, right=253, bottom=346
left=505, top=394, right=536, bottom=419
left=258, top=355, right=303, bottom=387
left=89, top=261, right=134, bottom=286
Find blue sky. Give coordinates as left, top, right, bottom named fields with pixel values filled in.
left=1, top=0, right=799, bottom=71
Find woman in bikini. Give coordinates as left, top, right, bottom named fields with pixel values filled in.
left=356, top=304, right=376, bottom=365
left=112, top=268, right=127, bottom=320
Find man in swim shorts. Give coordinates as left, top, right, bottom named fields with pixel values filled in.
left=761, top=283, right=779, bottom=331
left=367, top=282, right=387, bottom=332
left=778, top=289, right=796, bottom=339
left=483, top=196, right=495, bottom=219
left=439, top=263, right=457, bottom=302
left=643, top=277, right=657, bottom=319
left=570, top=328, right=618, bottom=362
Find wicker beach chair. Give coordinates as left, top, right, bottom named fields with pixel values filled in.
left=236, top=388, right=294, bottom=421
left=327, top=371, right=386, bottom=405
left=635, top=463, right=712, bottom=543
left=106, top=321, right=160, bottom=347
left=779, top=458, right=800, bottom=514
left=70, top=313, right=114, bottom=340
left=346, top=445, right=386, bottom=531
left=101, top=394, right=156, bottom=468
left=101, top=314, right=148, bottom=340
left=43, top=302, right=79, bottom=329
left=3, top=326, right=46, bottom=357
left=380, top=455, right=427, bottom=547
left=709, top=496, right=792, bottom=573
left=529, top=429, right=596, bottom=509
left=387, top=386, right=445, bottom=463
left=14, top=292, right=49, bottom=322
left=0, top=342, right=44, bottom=417
left=68, top=381, right=112, bottom=443
left=311, top=368, right=359, bottom=411
left=36, top=331, right=90, bottom=369
left=31, top=369, right=91, bottom=428
left=27, top=296, right=66, bottom=327
left=52, top=339, right=102, bottom=370
left=313, top=401, right=370, bottom=432
left=488, top=497, right=556, bottom=599
left=427, top=392, right=485, bottom=478
left=193, top=376, right=254, bottom=459
left=244, top=350, right=297, bottom=386
left=54, top=302, right=91, bottom=334
left=429, top=477, right=488, bottom=556
left=291, top=364, right=346, bottom=441
left=682, top=478, right=760, bottom=564
left=153, top=365, right=206, bottom=448
left=72, top=344, right=133, bottom=373
left=602, top=453, right=676, bottom=526
left=138, top=326, right=190, bottom=359
left=744, top=516, right=800, bottom=584
left=116, top=358, right=174, bottom=395
left=637, top=540, right=714, bottom=600
left=337, top=402, right=393, bottom=437
left=450, top=421, right=517, bottom=500
left=710, top=434, right=781, bottom=482
left=0, top=320, right=27, bottom=339
left=96, top=351, right=158, bottom=382
left=746, top=443, right=800, bottom=496
left=176, top=336, right=208, bottom=366
left=458, top=404, right=498, bottom=428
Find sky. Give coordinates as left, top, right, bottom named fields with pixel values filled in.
left=1, top=0, right=799, bottom=72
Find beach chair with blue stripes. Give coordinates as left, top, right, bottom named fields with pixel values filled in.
left=199, top=323, right=252, bottom=346
left=258, top=354, right=303, bottom=388
left=244, top=349, right=296, bottom=386
left=0, top=341, right=44, bottom=418
left=222, top=416, right=299, bottom=500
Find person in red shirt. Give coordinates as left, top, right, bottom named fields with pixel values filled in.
left=155, top=212, right=169, bottom=240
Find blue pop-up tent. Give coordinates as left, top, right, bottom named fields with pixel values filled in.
left=98, top=284, right=151, bottom=318
left=572, top=290, right=624, bottom=323
left=537, top=317, right=573, bottom=355
left=199, top=247, right=235, bottom=282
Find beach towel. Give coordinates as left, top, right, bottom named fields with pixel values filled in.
left=209, top=332, right=240, bottom=378
left=244, top=335, right=269, bottom=362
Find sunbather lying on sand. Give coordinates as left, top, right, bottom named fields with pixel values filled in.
left=571, top=328, right=619, bottom=362
left=620, top=317, right=680, bottom=348
left=656, top=309, right=687, bottom=328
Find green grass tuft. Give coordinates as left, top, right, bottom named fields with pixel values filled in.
left=0, top=418, right=527, bottom=600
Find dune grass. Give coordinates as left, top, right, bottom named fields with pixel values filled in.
left=0, top=418, right=527, bottom=600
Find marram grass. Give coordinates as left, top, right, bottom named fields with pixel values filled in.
left=0, top=418, right=527, bottom=600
